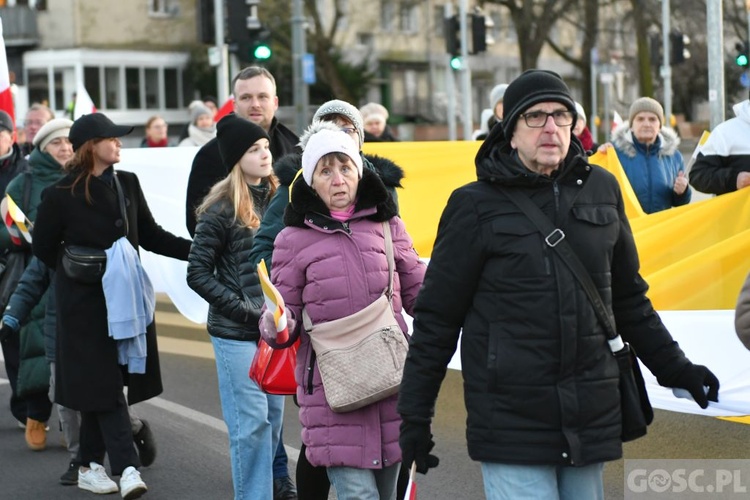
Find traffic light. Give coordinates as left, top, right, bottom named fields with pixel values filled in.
left=670, top=31, right=690, bottom=65
left=736, top=41, right=749, bottom=67
left=471, top=14, right=487, bottom=54
left=198, top=0, right=214, bottom=45
left=444, top=15, right=460, bottom=57
left=252, top=28, right=272, bottom=61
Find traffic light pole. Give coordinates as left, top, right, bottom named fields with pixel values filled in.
left=292, top=0, right=309, bottom=134
left=661, top=0, right=672, bottom=127
left=459, top=0, right=472, bottom=141
left=707, top=0, right=725, bottom=129
left=214, top=0, right=229, bottom=103
left=444, top=4, right=457, bottom=141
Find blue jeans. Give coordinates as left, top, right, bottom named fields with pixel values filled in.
left=481, top=462, right=604, bottom=500
left=327, top=463, right=401, bottom=500
left=211, top=337, right=285, bottom=500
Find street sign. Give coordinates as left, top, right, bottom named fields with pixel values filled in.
left=741, top=71, right=750, bottom=88
left=600, top=73, right=614, bottom=84
left=302, top=53, right=316, bottom=85
left=207, top=47, right=221, bottom=67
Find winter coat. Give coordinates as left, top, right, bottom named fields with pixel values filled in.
left=248, top=151, right=404, bottom=272
left=5, top=257, right=53, bottom=397
left=364, top=127, right=399, bottom=142
left=187, top=182, right=272, bottom=341
left=267, top=168, right=425, bottom=469
left=4, top=148, right=66, bottom=397
left=32, top=168, right=192, bottom=411
left=611, top=123, right=690, bottom=214
left=397, top=123, right=694, bottom=467
left=691, top=100, right=750, bottom=195
left=185, top=115, right=299, bottom=236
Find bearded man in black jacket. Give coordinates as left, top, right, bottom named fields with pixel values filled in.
left=397, top=70, right=720, bottom=499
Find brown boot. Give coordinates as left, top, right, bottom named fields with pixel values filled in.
left=25, top=418, right=47, bottom=451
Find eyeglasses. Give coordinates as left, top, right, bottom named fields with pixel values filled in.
left=340, top=127, right=357, bottom=135
left=520, top=110, right=576, bottom=128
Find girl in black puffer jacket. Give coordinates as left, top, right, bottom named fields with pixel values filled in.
left=186, top=114, right=284, bottom=500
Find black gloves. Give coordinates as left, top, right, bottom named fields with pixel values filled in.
left=399, top=419, right=439, bottom=474
left=0, top=320, right=14, bottom=342
left=670, top=363, right=720, bottom=409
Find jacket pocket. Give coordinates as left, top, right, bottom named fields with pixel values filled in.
left=490, top=216, right=549, bottom=276
left=571, top=205, right=618, bottom=226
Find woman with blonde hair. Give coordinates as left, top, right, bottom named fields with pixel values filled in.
left=187, top=114, right=284, bottom=500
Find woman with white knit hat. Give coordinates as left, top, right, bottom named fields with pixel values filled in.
left=260, top=121, right=425, bottom=500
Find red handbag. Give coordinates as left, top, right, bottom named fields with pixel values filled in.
left=249, top=338, right=299, bottom=395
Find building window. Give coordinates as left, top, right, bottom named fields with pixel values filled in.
left=104, top=67, right=121, bottom=109
left=145, top=68, right=159, bottom=109
left=164, top=68, right=179, bottom=109
left=381, top=0, right=395, bottom=32
left=399, top=2, right=418, bottom=34
left=126, top=68, right=140, bottom=109
left=26, top=68, right=48, bottom=106
left=149, top=0, right=175, bottom=17
left=83, top=67, right=102, bottom=107
left=357, top=32, right=374, bottom=50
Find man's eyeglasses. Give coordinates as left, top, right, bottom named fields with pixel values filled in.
left=340, top=127, right=357, bottom=135
left=520, top=110, right=576, bottom=128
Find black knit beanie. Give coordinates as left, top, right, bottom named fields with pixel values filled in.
left=217, top=114, right=270, bottom=169
left=501, top=69, right=576, bottom=139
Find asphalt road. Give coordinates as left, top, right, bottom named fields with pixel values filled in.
left=2, top=328, right=749, bottom=500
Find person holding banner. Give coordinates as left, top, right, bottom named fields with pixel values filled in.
left=187, top=114, right=284, bottom=500
left=261, top=122, right=425, bottom=500
left=610, top=97, right=691, bottom=214
left=397, top=70, right=719, bottom=500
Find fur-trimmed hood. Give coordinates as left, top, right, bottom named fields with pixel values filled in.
left=611, top=121, right=680, bottom=158
left=283, top=167, right=398, bottom=228
left=272, top=151, right=404, bottom=189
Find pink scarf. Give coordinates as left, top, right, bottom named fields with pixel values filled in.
left=330, top=205, right=356, bottom=222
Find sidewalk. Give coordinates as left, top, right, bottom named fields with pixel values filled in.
left=154, top=293, right=207, bottom=343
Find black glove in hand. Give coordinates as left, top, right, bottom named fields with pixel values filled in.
left=0, top=321, right=14, bottom=342
left=671, top=363, right=720, bottom=409
left=399, top=420, right=439, bottom=474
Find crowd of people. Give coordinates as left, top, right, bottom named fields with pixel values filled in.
left=1, top=63, right=744, bottom=500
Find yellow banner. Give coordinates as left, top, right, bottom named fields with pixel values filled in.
left=364, top=141, right=750, bottom=311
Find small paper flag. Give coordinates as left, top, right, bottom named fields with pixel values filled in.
left=258, top=259, right=289, bottom=343
left=403, top=462, right=417, bottom=500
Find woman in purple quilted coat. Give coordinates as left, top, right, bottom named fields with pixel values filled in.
left=260, top=122, right=425, bottom=500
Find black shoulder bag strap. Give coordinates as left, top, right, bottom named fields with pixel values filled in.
left=499, top=186, right=622, bottom=350
left=112, top=172, right=129, bottom=237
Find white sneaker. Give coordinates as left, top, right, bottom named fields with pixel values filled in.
left=78, top=462, right=118, bottom=494
left=120, top=466, right=147, bottom=499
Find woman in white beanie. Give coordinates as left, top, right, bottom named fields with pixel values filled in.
left=260, top=121, right=425, bottom=500
left=0, top=118, right=74, bottom=458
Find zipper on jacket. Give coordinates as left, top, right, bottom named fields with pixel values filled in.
left=306, top=348, right=316, bottom=395
left=553, top=181, right=561, bottom=214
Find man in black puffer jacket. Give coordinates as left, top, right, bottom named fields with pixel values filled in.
left=185, top=66, right=299, bottom=237
left=397, top=70, right=720, bottom=499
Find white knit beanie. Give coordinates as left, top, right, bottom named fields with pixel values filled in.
left=33, top=118, right=74, bottom=150
left=301, top=127, right=363, bottom=186
left=313, top=99, right=364, bottom=147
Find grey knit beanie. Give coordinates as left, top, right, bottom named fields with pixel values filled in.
left=313, top=99, right=364, bottom=147
left=629, top=97, right=664, bottom=126
left=489, top=84, right=509, bottom=109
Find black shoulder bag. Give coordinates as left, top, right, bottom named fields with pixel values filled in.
left=499, top=186, right=653, bottom=442
left=62, top=173, right=129, bottom=284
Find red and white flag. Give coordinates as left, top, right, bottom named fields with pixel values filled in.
left=215, top=96, right=234, bottom=122
left=73, top=83, right=97, bottom=119
left=0, top=19, right=16, bottom=133
left=403, top=463, right=417, bottom=500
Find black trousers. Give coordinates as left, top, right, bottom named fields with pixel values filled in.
left=296, top=442, right=409, bottom=500
left=0, top=333, right=53, bottom=424
left=79, top=390, right=139, bottom=476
